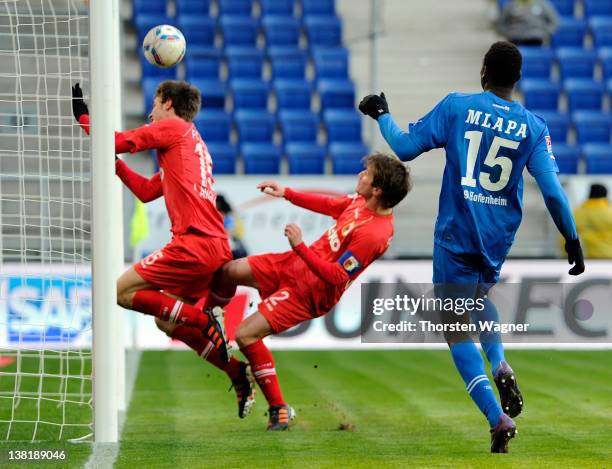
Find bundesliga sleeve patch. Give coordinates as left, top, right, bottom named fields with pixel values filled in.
left=338, top=251, right=362, bottom=275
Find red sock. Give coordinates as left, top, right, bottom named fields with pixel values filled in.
left=131, top=290, right=209, bottom=329
left=170, top=325, right=242, bottom=380
left=241, top=340, right=285, bottom=407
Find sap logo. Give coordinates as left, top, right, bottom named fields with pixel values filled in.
left=465, top=109, right=527, bottom=139
left=4, top=276, right=92, bottom=344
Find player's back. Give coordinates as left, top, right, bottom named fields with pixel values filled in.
left=124, top=117, right=227, bottom=238
left=436, top=91, right=557, bottom=266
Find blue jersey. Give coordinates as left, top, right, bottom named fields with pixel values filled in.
left=379, top=91, right=559, bottom=267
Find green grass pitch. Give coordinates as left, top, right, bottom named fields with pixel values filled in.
left=116, top=350, right=612, bottom=468
left=0, top=350, right=610, bottom=468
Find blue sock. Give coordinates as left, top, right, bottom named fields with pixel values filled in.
left=450, top=341, right=503, bottom=427
left=472, top=298, right=505, bottom=374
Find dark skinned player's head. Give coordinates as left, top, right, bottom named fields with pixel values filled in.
left=480, top=41, right=522, bottom=90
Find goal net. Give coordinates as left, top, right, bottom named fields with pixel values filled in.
left=0, top=0, right=92, bottom=441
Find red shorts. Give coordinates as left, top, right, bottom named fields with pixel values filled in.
left=248, top=252, right=320, bottom=334
left=134, top=230, right=232, bottom=302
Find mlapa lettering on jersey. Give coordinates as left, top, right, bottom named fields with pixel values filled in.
left=337, top=250, right=362, bottom=275
left=465, top=109, right=527, bottom=139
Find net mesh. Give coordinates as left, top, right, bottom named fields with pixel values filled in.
left=0, top=0, right=92, bottom=441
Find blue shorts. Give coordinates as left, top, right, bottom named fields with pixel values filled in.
left=433, top=244, right=503, bottom=289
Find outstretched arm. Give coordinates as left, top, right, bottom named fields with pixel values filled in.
left=534, top=171, right=584, bottom=275
left=72, top=84, right=135, bottom=154
left=377, top=114, right=424, bottom=161
left=359, top=92, right=450, bottom=161
left=257, top=180, right=352, bottom=219
left=284, top=224, right=349, bottom=286
left=115, top=160, right=163, bottom=202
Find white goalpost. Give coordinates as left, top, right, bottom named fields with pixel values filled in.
left=0, top=0, right=124, bottom=443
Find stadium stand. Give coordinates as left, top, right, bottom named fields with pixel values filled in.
left=175, top=0, right=210, bottom=16
left=131, top=0, right=366, bottom=174
left=207, top=142, right=238, bottom=174
left=242, top=142, right=282, bottom=174
left=551, top=17, right=587, bottom=47
left=564, top=78, right=604, bottom=111
left=573, top=111, right=611, bottom=144
left=584, top=144, right=612, bottom=174
left=194, top=110, right=233, bottom=142
left=286, top=143, right=327, bottom=174
left=552, top=143, right=580, bottom=174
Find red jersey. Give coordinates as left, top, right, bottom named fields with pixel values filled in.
left=284, top=189, right=394, bottom=313
left=119, top=117, right=226, bottom=238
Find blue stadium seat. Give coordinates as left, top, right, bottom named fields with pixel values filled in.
left=207, top=142, right=238, bottom=174
left=194, top=110, right=232, bottom=142
left=552, top=17, right=587, bottom=48
left=520, top=79, right=561, bottom=109
left=599, top=48, right=612, bottom=81
left=269, top=47, right=308, bottom=79
left=286, top=143, right=326, bottom=174
left=518, top=47, right=554, bottom=79
left=304, top=16, right=342, bottom=48
left=556, top=47, right=597, bottom=79
left=607, top=78, right=612, bottom=96
left=279, top=110, right=319, bottom=143
left=231, top=79, right=269, bottom=109
left=533, top=110, right=570, bottom=143
left=177, top=15, right=217, bottom=47
left=220, top=16, right=259, bottom=47
left=274, top=79, right=312, bottom=110
left=564, top=79, right=604, bottom=111
left=583, top=143, right=612, bottom=174
left=175, top=0, right=210, bottom=16
left=133, top=0, right=166, bottom=17
left=302, top=0, right=335, bottom=16
left=184, top=49, right=222, bottom=79
left=242, top=143, right=281, bottom=174
left=225, top=47, right=264, bottom=79
left=262, top=15, right=300, bottom=47
left=590, top=17, right=612, bottom=48
left=218, top=0, right=254, bottom=16
left=261, top=0, right=294, bottom=16
left=140, top=54, right=177, bottom=78
left=134, top=14, right=173, bottom=46
left=312, top=47, right=349, bottom=80
left=324, top=109, right=362, bottom=143
left=550, top=0, right=575, bottom=17
left=192, top=79, right=227, bottom=109
left=583, top=0, right=612, bottom=18
left=572, top=111, right=612, bottom=143
left=330, top=142, right=368, bottom=174
left=552, top=144, right=580, bottom=174
left=318, top=79, right=355, bottom=110
left=234, top=109, right=276, bottom=142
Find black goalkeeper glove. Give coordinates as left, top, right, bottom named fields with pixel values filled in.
left=358, top=92, right=389, bottom=120
left=565, top=238, right=585, bottom=276
left=71, top=83, right=89, bottom=121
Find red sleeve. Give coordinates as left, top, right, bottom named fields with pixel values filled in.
left=78, top=114, right=134, bottom=154
left=118, top=119, right=182, bottom=153
left=115, top=159, right=163, bottom=202
left=293, top=243, right=350, bottom=286
left=78, top=114, right=90, bottom=135
left=284, top=187, right=354, bottom=219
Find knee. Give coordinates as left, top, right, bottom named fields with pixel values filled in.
left=155, top=318, right=176, bottom=336
left=235, top=323, right=255, bottom=349
left=116, top=287, right=132, bottom=309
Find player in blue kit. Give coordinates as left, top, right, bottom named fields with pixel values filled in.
left=359, top=41, right=585, bottom=453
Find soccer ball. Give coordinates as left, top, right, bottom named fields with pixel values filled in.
left=143, top=25, right=186, bottom=68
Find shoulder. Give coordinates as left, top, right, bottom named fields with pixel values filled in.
left=154, top=117, right=192, bottom=135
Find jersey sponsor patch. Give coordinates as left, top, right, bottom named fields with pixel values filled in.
left=545, top=135, right=554, bottom=156
left=338, top=250, right=361, bottom=275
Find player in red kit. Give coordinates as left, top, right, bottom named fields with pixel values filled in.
left=71, top=80, right=256, bottom=418
left=206, top=153, right=412, bottom=430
